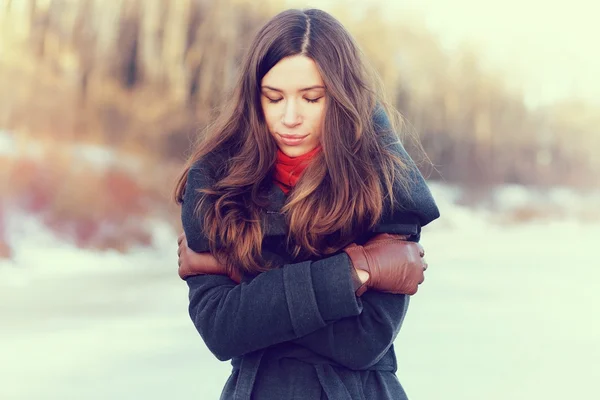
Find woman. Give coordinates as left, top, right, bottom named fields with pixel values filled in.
left=173, top=8, right=440, bottom=400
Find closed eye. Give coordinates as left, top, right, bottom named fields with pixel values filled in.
left=305, top=97, right=323, bottom=103
left=264, top=96, right=323, bottom=104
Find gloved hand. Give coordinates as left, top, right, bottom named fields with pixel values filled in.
left=343, top=233, right=427, bottom=296
left=177, top=232, right=242, bottom=283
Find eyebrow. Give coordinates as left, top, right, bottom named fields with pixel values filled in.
left=261, top=85, right=326, bottom=93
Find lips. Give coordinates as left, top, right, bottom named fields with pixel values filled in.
left=277, top=133, right=308, bottom=146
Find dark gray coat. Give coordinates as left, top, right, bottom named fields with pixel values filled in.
left=181, top=111, right=440, bottom=399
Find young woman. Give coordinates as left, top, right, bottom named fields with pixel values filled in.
left=173, top=8, right=440, bottom=400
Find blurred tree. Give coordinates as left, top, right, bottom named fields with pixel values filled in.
left=0, top=0, right=597, bottom=187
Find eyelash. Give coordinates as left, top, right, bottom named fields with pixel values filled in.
left=267, top=97, right=322, bottom=104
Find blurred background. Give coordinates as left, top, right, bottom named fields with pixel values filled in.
left=1, top=0, right=599, bottom=399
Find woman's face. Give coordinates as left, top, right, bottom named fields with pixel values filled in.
left=260, top=55, right=326, bottom=157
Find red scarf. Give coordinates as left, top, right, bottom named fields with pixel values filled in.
left=273, top=146, right=321, bottom=195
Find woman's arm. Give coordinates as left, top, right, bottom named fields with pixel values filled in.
left=182, top=158, right=427, bottom=364
left=181, top=235, right=419, bottom=366
left=290, top=291, right=409, bottom=370
left=179, top=231, right=416, bottom=369
left=184, top=254, right=362, bottom=361
left=288, top=230, right=424, bottom=370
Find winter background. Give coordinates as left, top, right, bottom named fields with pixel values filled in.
left=1, top=0, right=599, bottom=399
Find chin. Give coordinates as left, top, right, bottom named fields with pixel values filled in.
left=280, top=145, right=316, bottom=158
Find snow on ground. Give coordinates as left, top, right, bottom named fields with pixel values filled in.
left=0, top=129, right=144, bottom=172
left=0, top=214, right=231, bottom=400
left=1, top=188, right=598, bottom=399
left=1, top=129, right=599, bottom=399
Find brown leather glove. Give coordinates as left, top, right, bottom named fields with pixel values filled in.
left=177, top=233, right=242, bottom=283
left=343, top=233, right=426, bottom=296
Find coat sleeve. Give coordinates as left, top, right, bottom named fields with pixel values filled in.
left=290, top=290, right=410, bottom=370
left=182, top=161, right=363, bottom=362
left=185, top=256, right=362, bottom=362
left=373, top=105, right=440, bottom=228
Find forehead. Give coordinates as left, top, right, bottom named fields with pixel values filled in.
left=261, top=55, right=324, bottom=90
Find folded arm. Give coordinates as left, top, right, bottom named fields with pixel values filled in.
left=181, top=156, right=426, bottom=366
left=181, top=163, right=363, bottom=361
left=290, top=290, right=409, bottom=370
left=184, top=253, right=363, bottom=361
left=180, top=236, right=414, bottom=368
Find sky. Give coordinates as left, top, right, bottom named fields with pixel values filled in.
left=299, top=0, right=600, bottom=108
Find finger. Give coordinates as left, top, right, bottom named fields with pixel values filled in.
left=417, top=243, right=425, bottom=258
left=178, top=258, right=181, bottom=267
left=178, top=248, right=181, bottom=258
left=423, top=260, right=428, bottom=271
left=178, top=233, right=184, bottom=246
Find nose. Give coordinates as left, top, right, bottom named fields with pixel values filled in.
left=281, top=100, right=302, bottom=128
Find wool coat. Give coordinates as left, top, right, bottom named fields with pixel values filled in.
left=180, top=109, right=440, bottom=399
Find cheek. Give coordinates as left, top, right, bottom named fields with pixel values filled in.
left=311, top=106, right=326, bottom=132
left=261, top=104, right=277, bottom=130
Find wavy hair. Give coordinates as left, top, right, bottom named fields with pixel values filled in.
left=174, top=8, right=411, bottom=275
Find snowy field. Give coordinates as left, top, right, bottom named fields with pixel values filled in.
left=1, top=130, right=599, bottom=399
left=2, top=186, right=599, bottom=400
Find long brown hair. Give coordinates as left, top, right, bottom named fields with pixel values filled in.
left=174, top=8, right=412, bottom=275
